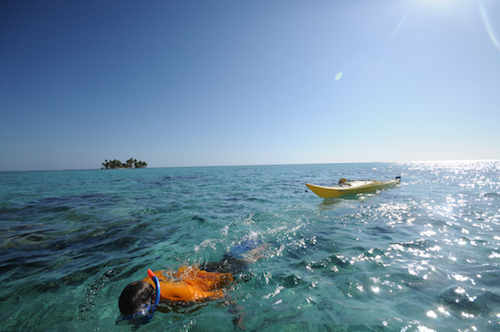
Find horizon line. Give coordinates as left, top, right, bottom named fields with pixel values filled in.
left=1, top=158, right=499, bottom=173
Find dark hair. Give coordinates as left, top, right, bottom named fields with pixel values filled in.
left=119, top=281, right=155, bottom=316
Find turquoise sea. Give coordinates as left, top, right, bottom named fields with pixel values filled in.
left=1, top=161, right=500, bottom=332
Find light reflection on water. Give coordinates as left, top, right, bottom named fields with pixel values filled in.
left=0, top=161, right=499, bottom=331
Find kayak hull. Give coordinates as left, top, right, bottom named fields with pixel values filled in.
left=305, top=177, right=401, bottom=199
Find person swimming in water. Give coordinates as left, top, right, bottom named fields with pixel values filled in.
left=117, top=234, right=269, bottom=330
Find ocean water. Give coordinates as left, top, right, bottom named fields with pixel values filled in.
left=1, top=161, right=500, bottom=332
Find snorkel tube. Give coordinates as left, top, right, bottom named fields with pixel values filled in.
left=147, top=269, right=161, bottom=318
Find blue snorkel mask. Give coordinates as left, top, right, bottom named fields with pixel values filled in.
left=116, top=269, right=161, bottom=326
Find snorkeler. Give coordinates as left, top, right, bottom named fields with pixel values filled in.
left=117, top=234, right=269, bottom=329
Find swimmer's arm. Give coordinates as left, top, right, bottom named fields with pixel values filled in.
left=223, top=294, right=246, bottom=330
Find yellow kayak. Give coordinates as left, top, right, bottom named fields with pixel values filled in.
left=305, top=176, right=401, bottom=199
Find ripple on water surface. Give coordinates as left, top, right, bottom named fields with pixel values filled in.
left=0, top=161, right=499, bottom=331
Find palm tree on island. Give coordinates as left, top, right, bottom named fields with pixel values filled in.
left=101, top=158, right=147, bottom=169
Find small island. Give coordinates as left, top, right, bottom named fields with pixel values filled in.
left=101, top=158, right=147, bottom=169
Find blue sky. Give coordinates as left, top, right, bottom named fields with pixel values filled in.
left=1, top=0, right=499, bottom=171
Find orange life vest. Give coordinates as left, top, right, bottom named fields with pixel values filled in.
left=143, top=266, right=233, bottom=302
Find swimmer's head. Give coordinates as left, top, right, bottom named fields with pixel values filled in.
left=118, top=281, right=155, bottom=316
